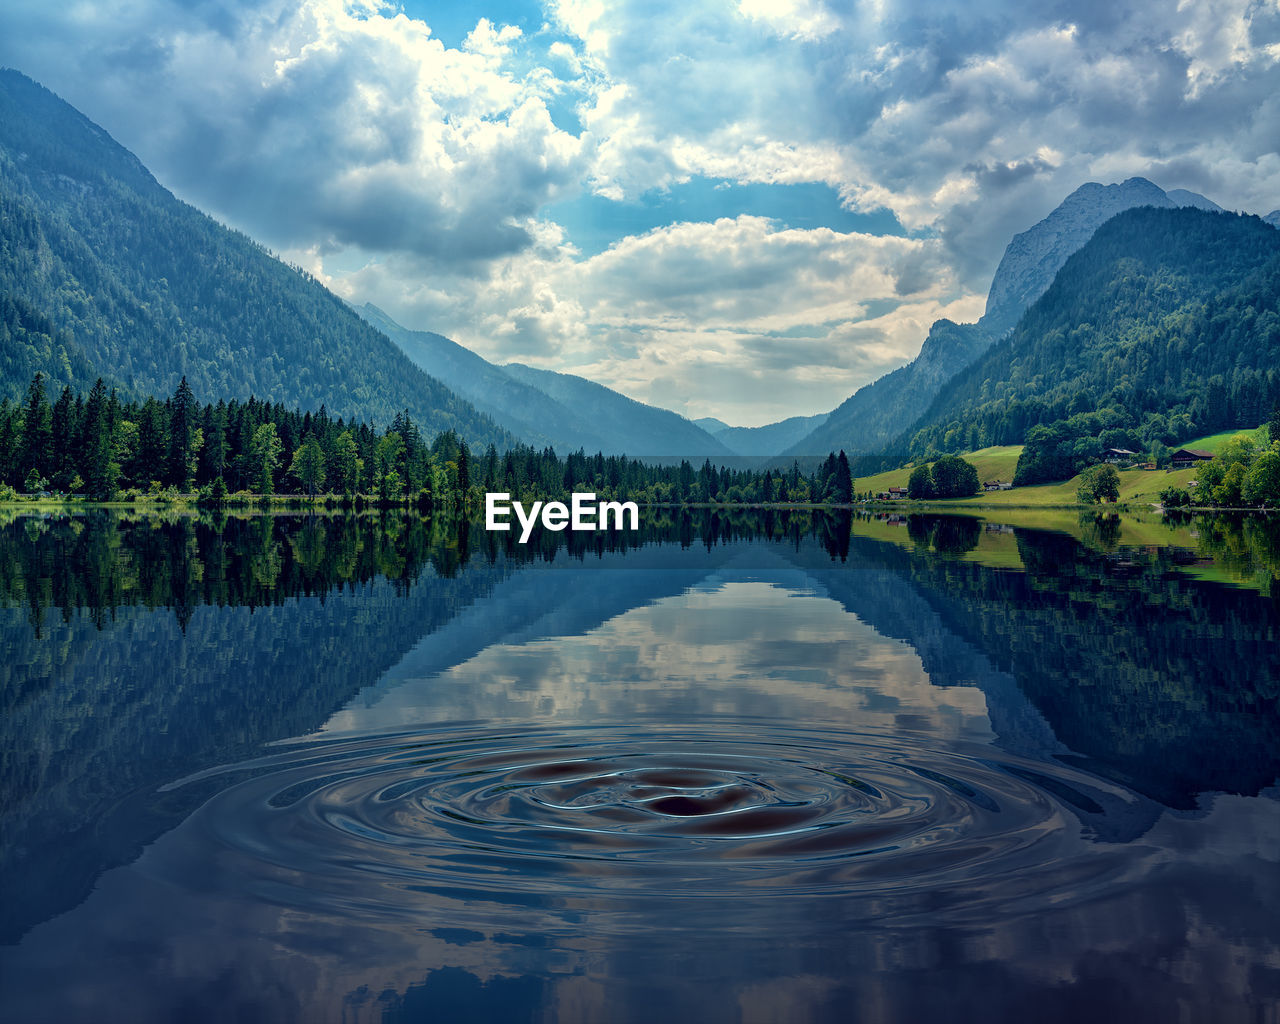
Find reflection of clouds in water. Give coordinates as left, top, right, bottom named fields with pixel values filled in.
left=5, top=574, right=1280, bottom=1023
left=325, top=581, right=994, bottom=744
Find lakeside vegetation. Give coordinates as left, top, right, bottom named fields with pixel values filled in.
left=0, top=373, right=858, bottom=511
left=3, top=372, right=1278, bottom=517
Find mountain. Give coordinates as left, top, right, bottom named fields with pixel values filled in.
left=786, top=320, right=992, bottom=456
left=900, top=206, right=1280, bottom=461
left=500, top=362, right=734, bottom=458
left=0, top=69, right=510, bottom=447
left=360, top=303, right=731, bottom=458
left=979, top=176, right=1221, bottom=336
left=703, top=413, right=829, bottom=456
left=355, top=303, right=569, bottom=449
left=693, top=416, right=731, bottom=434
left=1265, top=210, right=1280, bottom=228
left=784, top=177, right=1227, bottom=457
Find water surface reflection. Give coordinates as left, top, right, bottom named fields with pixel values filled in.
left=1, top=511, right=1278, bottom=1022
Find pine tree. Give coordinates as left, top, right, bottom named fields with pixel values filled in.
left=167, top=377, right=197, bottom=489
left=19, top=373, right=53, bottom=483
left=457, top=440, right=471, bottom=511
left=82, top=378, right=119, bottom=500
left=834, top=451, right=853, bottom=504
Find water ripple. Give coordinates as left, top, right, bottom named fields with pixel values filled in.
left=171, top=722, right=1132, bottom=915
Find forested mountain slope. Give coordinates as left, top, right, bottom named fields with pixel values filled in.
left=500, top=362, right=733, bottom=458
left=360, top=303, right=732, bottom=458
left=900, top=207, right=1280, bottom=460
left=785, top=178, right=1223, bottom=458
left=0, top=69, right=510, bottom=447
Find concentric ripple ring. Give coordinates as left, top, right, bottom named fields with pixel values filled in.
left=167, top=721, right=1131, bottom=915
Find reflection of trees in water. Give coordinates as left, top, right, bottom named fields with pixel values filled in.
left=907, top=514, right=982, bottom=555
left=1183, top=512, right=1280, bottom=593
left=3, top=509, right=1279, bottom=943
left=884, top=526, right=1280, bottom=809
left=1078, top=511, right=1122, bottom=551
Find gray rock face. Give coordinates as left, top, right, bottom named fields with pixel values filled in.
left=1164, top=189, right=1226, bottom=213
left=980, top=177, right=1176, bottom=335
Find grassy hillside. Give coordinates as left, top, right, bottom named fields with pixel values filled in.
left=1177, top=425, right=1269, bottom=453
left=855, top=444, right=1211, bottom=507
left=856, top=446, right=1022, bottom=495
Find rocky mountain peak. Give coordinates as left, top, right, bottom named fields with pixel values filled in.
left=979, top=176, right=1184, bottom=336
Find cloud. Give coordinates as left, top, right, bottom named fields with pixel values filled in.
left=3, top=0, right=1280, bottom=423
left=323, top=215, right=983, bottom=424
left=3, top=0, right=586, bottom=264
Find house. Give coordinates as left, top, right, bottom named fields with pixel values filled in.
left=1170, top=448, right=1213, bottom=470
left=983, top=480, right=1013, bottom=491
left=1104, top=448, right=1139, bottom=464
left=888, top=486, right=908, bottom=497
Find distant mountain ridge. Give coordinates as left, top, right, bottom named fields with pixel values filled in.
left=784, top=176, right=1228, bottom=456
left=498, top=362, right=734, bottom=458
left=0, top=69, right=511, bottom=447
left=701, top=413, right=829, bottom=456
left=360, top=303, right=733, bottom=458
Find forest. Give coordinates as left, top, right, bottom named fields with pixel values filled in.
left=0, top=70, right=510, bottom=448
left=0, top=373, right=858, bottom=509
left=897, top=208, right=1280, bottom=466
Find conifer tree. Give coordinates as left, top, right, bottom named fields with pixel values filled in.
left=20, top=373, right=53, bottom=482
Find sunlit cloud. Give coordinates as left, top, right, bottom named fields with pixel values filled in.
left=3, top=0, right=1278, bottom=423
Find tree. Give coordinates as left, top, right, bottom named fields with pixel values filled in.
left=1076, top=463, right=1121, bottom=503
left=1213, top=462, right=1247, bottom=506
left=375, top=431, right=405, bottom=499
left=20, top=373, right=53, bottom=482
left=907, top=464, right=933, bottom=499
left=1270, top=404, right=1280, bottom=446
left=288, top=435, right=326, bottom=497
left=1216, top=433, right=1258, bottom=471
left=457, top=440, right=471, bottom=511
left=930, top=455, right=979, bottom=498
left=249, top=422, right=283, bottom=494
left=1242, top=447, right=1280, bottom=506
left=81, top=379, right=119, bottom=500
left=833, top=451, right=853, bottom=504
left=330, top=430, right=361, bottom=494
left=168, top=376, right=197, bottom=489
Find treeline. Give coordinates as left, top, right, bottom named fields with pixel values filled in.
left=0, top=374, right=859, bottom=508
left=899, top=208, right=1280, bottom=467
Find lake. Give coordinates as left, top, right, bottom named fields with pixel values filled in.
left=2, top=509, right=1279, bottom=1023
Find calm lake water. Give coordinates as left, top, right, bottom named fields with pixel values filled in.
left=2, top=510, right=1279, bottom=1023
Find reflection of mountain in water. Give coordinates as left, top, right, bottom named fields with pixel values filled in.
left=0, top=516, right=514, bottom=942
left=800, top=524, right=1280, bottom=812
left=3, top=511, right=1280, bottom=944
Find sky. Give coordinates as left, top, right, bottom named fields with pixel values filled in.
left=2, top=0, right=1279, bottom=426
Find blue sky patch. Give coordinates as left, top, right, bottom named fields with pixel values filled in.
left=544, top=180, right=907, bottom=257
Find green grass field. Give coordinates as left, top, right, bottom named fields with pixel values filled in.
left=856, top=446, right=1024, bottom=496
left=855, top=440, right=1225, bottom=509
left=1177, top=425, right=1269, bottom=453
